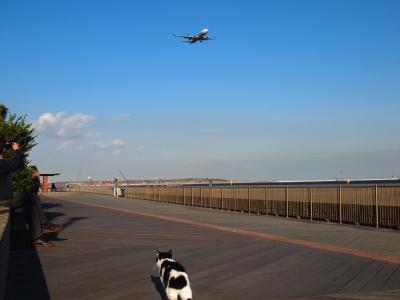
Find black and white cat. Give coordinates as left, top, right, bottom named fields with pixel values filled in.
left=156, top=250, right=192, bottom=300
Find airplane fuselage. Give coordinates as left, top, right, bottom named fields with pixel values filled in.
left=175, top=28, right=213, bottom=43
left=196, top=28, right=209, bottom=38
left=192, top=28, right=209, bottom=42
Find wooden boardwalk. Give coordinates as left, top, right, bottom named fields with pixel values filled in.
left=6, top=192, right=400, bottom=300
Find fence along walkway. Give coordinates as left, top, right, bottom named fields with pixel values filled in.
left=73, top=184, right=400, bottom=229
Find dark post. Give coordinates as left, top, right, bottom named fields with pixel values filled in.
left=233, top=187, right=236, bottom=211
left=200, top=187, right=203, bottom=207
left=248, top=186, right=251, bottom=214
left=339, top=185, right=342, bottom=224
left=265, top=186, right=267, bottom=215
left=221, top=188, right=224, bottom=210
left=209, top=187, right=212, bottom=208
left=375, top=185, right=379, bottom=228
left=310, top=187, right=313, bottom=221
left=286, top=186, right=289, bottom=218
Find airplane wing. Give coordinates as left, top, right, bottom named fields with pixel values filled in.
left=173, top=34, right=193, bottom=39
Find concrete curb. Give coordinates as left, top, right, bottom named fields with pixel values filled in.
left=0, top=208, right=10, bottom=300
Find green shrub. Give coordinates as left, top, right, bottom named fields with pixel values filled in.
left=0, top=105, right=37, bottom=192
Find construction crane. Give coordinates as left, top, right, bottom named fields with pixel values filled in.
left=118, top=169, right=129, bottom=183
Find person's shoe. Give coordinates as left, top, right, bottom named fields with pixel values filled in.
left=33, top=239, right=55, bottom=247
left=43, top=222, right=64, bottom=230
left=42, top=226, right=62, bottom=234
left=45, top=225, right=63, bottom=231
left=48, top=222, right=63, bottom=228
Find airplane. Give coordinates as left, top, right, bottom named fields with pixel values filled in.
left=174, top=28, right=215, bottom=43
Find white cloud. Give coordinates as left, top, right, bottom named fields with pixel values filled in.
left=79, top=138, right=127, bottom=153
left=33, top=112, right=95, bottom=139
left=112, top=113, right=130, bottom=121
left=84, top=131, right=103, bottom=138
left=57, top=140, right=75, bottom=150
left=110, top=138, right=126, bottom=147
left=33, top=112, right=128, bottom=155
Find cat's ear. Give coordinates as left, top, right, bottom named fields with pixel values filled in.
left=168, top=249, right=172, bottom=255
left=156, top=249, right=160, bottom=254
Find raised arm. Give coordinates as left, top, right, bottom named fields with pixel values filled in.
left=0, top=147, right=24, bottom=175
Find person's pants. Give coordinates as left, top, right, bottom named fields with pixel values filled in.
left=5, top=194, right=42, bottom=241
left=32, top=194, right=48, bottom=225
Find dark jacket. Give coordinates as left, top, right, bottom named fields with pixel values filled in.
left=0, top=150, right=24, bottom=200
left=32, top=175, right=41, bottom=194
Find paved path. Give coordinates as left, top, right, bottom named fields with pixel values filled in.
left=7, top=192, right=400, bottom=299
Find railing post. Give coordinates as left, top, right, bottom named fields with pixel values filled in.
left=191, top=187, right=194, bottom=206
left=200, top=187, right=203, bottom=207
left=221, top=188, right=224, bottom=210
left=339, top=185, right=342, bottom=224
left=183, top=187, right=185, bottom=206
left=310, top=187, right=313, bottom=221
left=248, top=186, right=251, bottom=214
left=158, top=186, right=161, bottom=202
left=265, top=186, right=267, bottom=215
left=375, top=185, right=379, bottom=229
left=209, top=188, right=212, bottom=208
left=233, top=187, right=236, bottom=211
left=286, top=186, right=289, bottom=218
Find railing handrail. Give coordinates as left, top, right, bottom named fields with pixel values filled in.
left=71, top=184, right=400, bottom=230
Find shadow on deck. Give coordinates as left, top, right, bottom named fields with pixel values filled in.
left=5, top=210, right=51, bottom=300
left=5, top=202, right=80, bottom=300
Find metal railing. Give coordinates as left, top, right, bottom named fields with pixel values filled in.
left=71, top=184, right=400, bottom=229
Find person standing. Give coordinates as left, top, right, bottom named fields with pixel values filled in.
left=0, top=138, right=56, bottom=247
left=31, top=166, right=63, bottom=232
left=113, top=177, right=120, bottom=197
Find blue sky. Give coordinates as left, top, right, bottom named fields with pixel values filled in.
left=1, top=0, right=400, bottom=181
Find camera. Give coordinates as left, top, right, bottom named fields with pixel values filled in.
left=4, top=142, right=13, bottom=150
left=0, top=140, right=13, bottom=153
